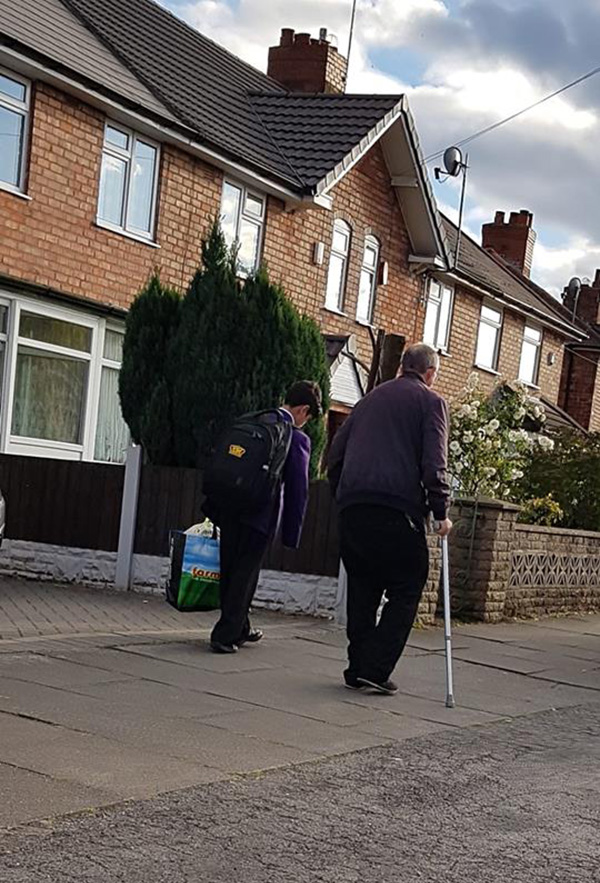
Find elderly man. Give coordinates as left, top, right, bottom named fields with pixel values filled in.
left=328, top=343, right=452, bottom=695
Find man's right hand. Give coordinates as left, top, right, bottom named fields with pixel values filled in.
left=435, top=518, right=453, bottom=537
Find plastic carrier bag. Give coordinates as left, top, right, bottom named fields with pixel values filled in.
left=166, top=520, right=220, bottom=612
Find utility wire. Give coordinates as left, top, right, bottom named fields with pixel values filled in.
left=424, top=62, right=600, bottom=164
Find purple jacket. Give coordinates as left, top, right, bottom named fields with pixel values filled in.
left=240, top=409, right=311, bottom=548
left=328, top=373, right=450, bottom=522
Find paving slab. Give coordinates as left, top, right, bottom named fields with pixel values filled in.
left=0, top=763, right=116, bottom=828
left=201, top=706, right=390, bottom=755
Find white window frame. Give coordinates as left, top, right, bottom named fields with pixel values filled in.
left=324, top=219, right=351, bottom=313
left=97, top=121, right=160, bottom=241
left=356, top=234, right=380, bottom=325
left=0, top=293, right=127, bottom=463
left=220, top=179, right=266, bottom=275
left=0, top=66, right=31, bottom=196
left=423, top=279, right=454, bottom=352
left=519, top=324, right=543, bottom=386
left=475, top=301, right=503, bottom=372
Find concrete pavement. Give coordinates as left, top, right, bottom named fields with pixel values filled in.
left=0, top=577, right=598, bottom=835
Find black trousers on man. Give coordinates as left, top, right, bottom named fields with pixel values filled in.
left=340, top=504, right=429, bottom=684
left=210, top=517, right=271, bottom=647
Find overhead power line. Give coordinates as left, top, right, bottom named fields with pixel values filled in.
left=424, top=62, right=600, bottom=164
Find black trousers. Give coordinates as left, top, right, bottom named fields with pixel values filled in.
left=340, top=504, right=429, bottom=683
left=210, top=518, right=271, bottom=646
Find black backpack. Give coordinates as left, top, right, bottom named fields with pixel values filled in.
left=203, top=410, right=293, bottom=513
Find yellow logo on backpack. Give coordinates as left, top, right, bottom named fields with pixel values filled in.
left=228, top=444, right=246, bottom=458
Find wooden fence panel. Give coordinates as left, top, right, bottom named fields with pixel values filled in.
left=0, top=454, right=124, bottom=551
left=134, top=464, right=205, bottom=557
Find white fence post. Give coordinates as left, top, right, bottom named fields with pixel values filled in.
left=334, top=560, right=348, bottom=626
left=115, top=445, right=142, bottom=591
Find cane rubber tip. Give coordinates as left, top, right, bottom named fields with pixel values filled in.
left=446, top=696, right=456, bottom=709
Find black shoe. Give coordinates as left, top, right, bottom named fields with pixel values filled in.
left=210, top=641, right=238, bottom=654
left=343, top=673, right=366, bottom=691
left=356, top=677, right=398, bottom=695
left=238, top=629, right=263, bottom=647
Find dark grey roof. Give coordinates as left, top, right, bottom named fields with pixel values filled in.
left=0, top=0, right=176, bottom=119
left=541, top=397, right=588, bottom=435
left=250, top=93, right=401, bottom=189
left=323, top=334, right=349, bottom=365
left=442, top=217, right=581, bottom=337
left=52, top=0, right=401, bottom=193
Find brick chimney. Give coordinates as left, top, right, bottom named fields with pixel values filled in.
left=481, top=209, right=537, bottom=278
left=563, top=269, right=600, bottom=326
left=267, top=28, right=347, bottom=94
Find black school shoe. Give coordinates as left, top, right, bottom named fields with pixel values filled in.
left=356, top=677, right=398, bottom=695
left=210, top=641, right=238, bottom=654
left=238, top=629, right=263, bottom=646
left=343, top=672, right=366, bottom=691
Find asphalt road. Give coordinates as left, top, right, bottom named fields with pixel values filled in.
left=1, top=701, right=598, bottom=883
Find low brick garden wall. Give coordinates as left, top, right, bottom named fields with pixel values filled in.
left=448, top=499, right=600, bottom=621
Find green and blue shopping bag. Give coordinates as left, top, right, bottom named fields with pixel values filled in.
left=166, top=522, right=220, bottom=612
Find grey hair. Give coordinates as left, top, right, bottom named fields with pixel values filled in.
left=401, top=343, right=439, bottom=376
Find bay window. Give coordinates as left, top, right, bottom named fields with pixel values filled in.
left=0, top=67, right=30, bottom=193
left=356, top=235, right=380, bottom=324
left=0, top=294, right=129, bottom=463
left=97, top=122, right=159, bottom=239
left=423, top=279, right=453, bottom=351
left=221, top=180, right=265, bottom=274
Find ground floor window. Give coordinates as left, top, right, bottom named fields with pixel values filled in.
left=0, top=292, right=129, bottom=462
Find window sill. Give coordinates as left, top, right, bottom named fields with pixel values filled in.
left=323, top=306, right=348, bottom=318
left=474, top=363, right=501, bottom=376
left=0, top=183, right=32, bottom=201
left=355, top=318, right=375, bottom=329
left=520, top=380, right=541, bottom=391
left=95, top=221, right=160, bottom=248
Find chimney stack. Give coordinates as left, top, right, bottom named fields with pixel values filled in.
left=267, top=28, right=347, bottom=94
left=563, top=270, right=600, bottom=326
left=481, top=209, right=537, bottom=278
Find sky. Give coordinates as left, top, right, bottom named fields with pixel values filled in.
left=161, top=0, right=600, bottom=296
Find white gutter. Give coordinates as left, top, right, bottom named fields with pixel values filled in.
left=0, top=44, right=306, bottom=207
left=440, top=270, right=585, bottom=342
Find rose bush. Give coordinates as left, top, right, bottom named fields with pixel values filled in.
left=448, top=375, right=554, bottom=500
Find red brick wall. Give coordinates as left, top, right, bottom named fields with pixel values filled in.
left=263, top=144, right=425, bottom=366
left=437, top=283, right=565, bottom=405
left=0, top=81, right=567, bottom=412
left=559, top=348, right=600, bottom=431
left=0, top=83, right=222, bottom=310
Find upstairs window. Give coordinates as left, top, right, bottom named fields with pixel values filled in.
left=475, top=302, right=503, bottom=371
left=356, top=235, right=380, bottom=325
left=0, top=68, right=30, bottom=193
left=423, top=279, right=453, bottom=351
left=221, top=180, right=265, bottom=274
left=325, top=220, right=351, bottom=312
left=97, top=122, right=159, bottom=239
left=519, top=324, right=542, bottom=385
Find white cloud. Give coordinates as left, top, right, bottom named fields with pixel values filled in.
left=162, top=0, right=600, bottom=291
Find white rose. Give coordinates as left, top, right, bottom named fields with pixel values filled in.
left=510, top=469, right=524, bottom=480
left=450, top=441, right=462, bottom=454
left=508, top=430, right=519, bottom=442
left=471, top=400, right=481, bottom=409
left=484, top=438, right=493, bottom=448
left=453, top=462, right=464, bottom=474
left=488, top=419, right=500, bottom=431
left=483, top=467, right=497, bottom=477
left=463, top=431, right=474, bottom=443
left=515, top=407, right=526, bottom=420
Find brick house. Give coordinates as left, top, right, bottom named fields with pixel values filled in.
left=560, top=272, right=600, bottom=432
left=0, top=0, right=583, bottom=467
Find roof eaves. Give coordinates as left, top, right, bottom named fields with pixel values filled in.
left=400, top=99, right=450, bottom=267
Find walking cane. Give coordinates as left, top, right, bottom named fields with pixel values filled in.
left=441, top=534, right=456, bottom=708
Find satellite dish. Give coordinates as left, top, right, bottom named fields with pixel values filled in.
left=567, top=277, right=582, bottom=300
left=443, top=146, right=463, bottom=178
